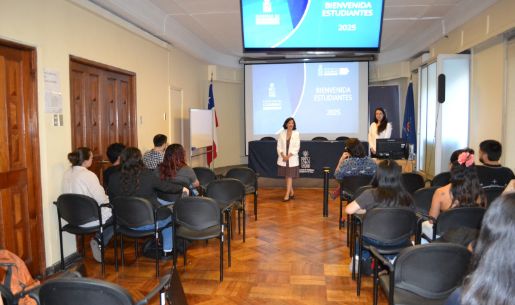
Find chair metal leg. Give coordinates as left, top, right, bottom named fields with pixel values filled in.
left=183, top=239, right=187, bottom=268
left=227, top=210, right=232, bottom=267
left=114, top=234, right=119, bottom=271
left=339, top=200, right=343, bottom=230
left=59, top=229, right=65, bottom=270
left=100, top=231, right=105, bottom=276
left=155, top=231, right=160, bottom=278
left=220, top=234, right=224, bottom=282
left=254, top=192, right=257, bottom=221
left=121, top=236, right=125, bottom=266
left=81, top=235, right=86, bottom=257
left=357, top=240, right=363, bottom=296
left=243, top=204, right=246, bottom=243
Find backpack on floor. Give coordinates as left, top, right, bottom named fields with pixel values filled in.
left=0, top=249, right=39, bottom=305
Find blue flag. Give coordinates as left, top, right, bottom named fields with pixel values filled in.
left=402, top=83, right=416, bottom=152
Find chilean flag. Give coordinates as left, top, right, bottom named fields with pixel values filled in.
left=207, top=80, right=218, bottom=166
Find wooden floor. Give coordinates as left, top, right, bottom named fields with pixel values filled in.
left=77, top=188, right=387, bottom=305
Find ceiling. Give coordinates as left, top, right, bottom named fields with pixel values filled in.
left=87, top=0, right=499, bottom=68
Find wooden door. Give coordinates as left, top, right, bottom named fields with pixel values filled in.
left=0, top=41, right=45, bottom=276
left=69, top=58, right=136, bottom=183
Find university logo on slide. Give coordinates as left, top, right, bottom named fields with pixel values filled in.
left=300, top=150, right=314, bottom=174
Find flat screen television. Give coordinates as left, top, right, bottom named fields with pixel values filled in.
left=240, top=0, right=385, bottom=52
left=376, top=138, right=407, bottom=159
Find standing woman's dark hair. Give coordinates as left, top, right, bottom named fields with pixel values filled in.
left=371, top=159, right=413, bottom=208
left=67, top=147, right=92, bottom=166
left=282, top=117, right=297, bottom=130
left=374, top=107, right=388, bottom=135
left=460, top=193, right=515, bottom=305
left=119, top=147, right=145, bottom=193
left=159, top=144, right=187, bottom=180
left=449, top=151, right=486, bottom=208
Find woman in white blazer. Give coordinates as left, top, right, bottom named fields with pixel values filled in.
left=277, top=117, right=300, bottom=201
left=368, top=107, right=392, bottom=155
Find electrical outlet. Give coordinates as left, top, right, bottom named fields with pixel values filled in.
left=53, top=114, right=59, bottom=126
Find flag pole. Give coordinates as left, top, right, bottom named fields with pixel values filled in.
left=210, top=73, right=214, bottom=169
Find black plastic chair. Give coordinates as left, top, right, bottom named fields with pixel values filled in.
left=54, top=194, right=111, bottom=275
left=432, top=206, right=486, bottom=241
left=412, top=187, right=438, bottom=215
left=401, top=172, right=425, bottom=194
left=173, top=197, right=225, bottom=281
left=338, top=175, right=373, bottom=234
left=111, top=196, right=173, bottom=277
left=335, top=136, right=349, bottom=141
left=353, top=208, right=418, bottom=296
left=311, top=136, right=328, bottom=141
left=225, top=167, right=259, bottom=221
left=192, top=167, right=217, bottom=195
left=483, top=186, right=504, bottom=208
left=430, top=172, right=450, bottom=187
left=29, top=272, right=171, bottom=305
left=370, top=243, right=471, bottom=305
left=260, top=136, right=276, bottom=141
left=348, top=185, right=374, bottom=257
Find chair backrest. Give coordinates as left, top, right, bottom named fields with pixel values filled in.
left=335, top=136, right=349, bottom=141
left=37, top=277, right=134, bottom=305
left=192, top=167, right=217, bottom=190
left=55, top=194, right=100, bottom=226
left=174, top=197, right=220, bottom=231
left=205, top=178, right=246, bottom=206
left=111, top=196, right=156, bottom=228
left=225, top=167, right=257, bottom=190
left=362, top=208, right=417, bottom=244
left=394, top=243, right=471, bottom=299
left=260, top=136, right=276, bottom=141
left=483, top=186, right=504, bottom=207
left=430, top=172, right=451, bottom=187
left=311, top=136, right=328, bottom=141
left=401, top=172, right=425, bottom=194
left=413, top=187, right=438, bottom=215
left=339, top=175, right=373, bottom=196
left=435, top=207, right=486, bottom=236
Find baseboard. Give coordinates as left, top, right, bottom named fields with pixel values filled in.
left=45, top=252, right=82, bottom=277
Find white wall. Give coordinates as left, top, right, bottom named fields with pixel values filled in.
left=0, top=0, right=244, bottom=267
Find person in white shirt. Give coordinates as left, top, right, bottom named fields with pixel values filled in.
left=368, top=107, right=392, bottom=155
left=62, top=147, right=112, bottom=263
left=276, top=117, right=300, bottom=202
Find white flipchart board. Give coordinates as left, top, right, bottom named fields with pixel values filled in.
left=190, top=109, right=213, bottom=151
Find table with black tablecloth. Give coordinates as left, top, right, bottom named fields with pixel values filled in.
left=249, top=140, right=357, bottom=178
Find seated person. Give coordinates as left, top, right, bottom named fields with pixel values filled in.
left=62, top=147, right=113, bottom=263
left=103, top=142, right=125, bottom=190
left=445, top=193, right=515, bottom=305
left=423, top=149, right=487, bottom=240
left=476, top=139, right=514, bottom=188
left=345, top=159, right=414, bottom=265
left=331, top=138, right=377, bottom=199
left=108, top=147, right=188, bottom=256
left=157, top=143, right=200, bottom=202
left=142, top=134, right=167, bottom=169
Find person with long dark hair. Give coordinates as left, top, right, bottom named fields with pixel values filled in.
left=345, top=159, right=413, bottom=215
left=422, top=149, right=487, bottom=239
left=277, top=117, right=300, bottom=202
left=62, top=147, right=112, bottom=263
left=158, top=143, right=199, bottom=192
left=367, top=107, right=392, bottom=155
left=445, top=193, right=515, bottom=305
left=345, top=159, right=414, bottom=270
left=108, top=147, right=187, bottom=255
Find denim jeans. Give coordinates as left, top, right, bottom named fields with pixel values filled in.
left=131, top=216, right=173, bottom=251
left=356, top=236, right=411, bottom=260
